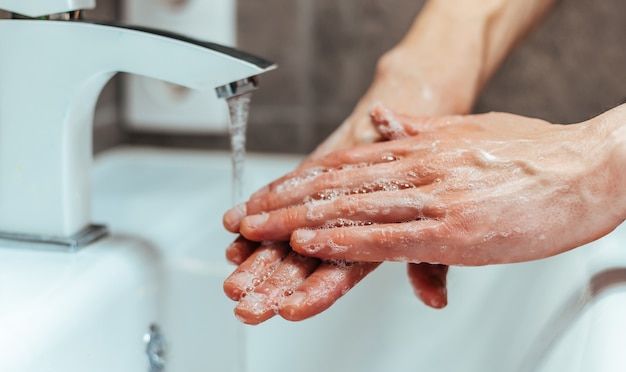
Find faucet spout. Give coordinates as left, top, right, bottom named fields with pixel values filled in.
left=89, top=21, right=275, bottom=92
left=0, top=19, right=275, bottom=245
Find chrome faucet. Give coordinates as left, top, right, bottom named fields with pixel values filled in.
left=0, top=1, right=275, bottom=250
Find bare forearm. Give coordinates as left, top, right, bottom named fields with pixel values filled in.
left=381, top=0, right=558, bottom=113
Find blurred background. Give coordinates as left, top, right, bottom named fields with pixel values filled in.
left=3, top=0, right=625, bottom=155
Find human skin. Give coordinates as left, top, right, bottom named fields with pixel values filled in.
left=238, top=105, right=626, bottom=266
left=223, top=0, right=557, bottom=324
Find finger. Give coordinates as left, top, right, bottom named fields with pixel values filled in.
left=244, top=124, right=394, bottom=203
left=290, top=220, right=452, bottom=263
left=280, top=261, right=381, bottom=321
left=371, top=105, right=434, bottom=139
left=225, top=235, right=258, bottom=265
left=234, top=253, right=320, bottom=325
left=240, top=188, right=445, bottom=242
left=223, top=242, right=290, bottom=301
left=246, top=156, right=441, bottom=217
left=247, top=162, right=406, bottom=216
left=407, top=263, right=449, bottom=309
left=244, top=138, right=430, bottom=210
left=370, top=106, right=463, bottom=139
left=223, top=203, right=247, bottom=233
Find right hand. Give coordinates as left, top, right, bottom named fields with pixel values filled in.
left=239, top=106, right=626, bottom=267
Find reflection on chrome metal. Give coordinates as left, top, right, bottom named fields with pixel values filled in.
left=0, top=224, right=108, bottom=252
left=518, top=268, right=626, bottom=372
left=144, top=324, right=166, bottom=372
left=216, top=76, right=259, bottom=99
left=11, top=11, right=82, bottom=20
left=48, top=10, right=82, bottom=20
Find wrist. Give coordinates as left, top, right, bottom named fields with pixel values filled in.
left=608, top=105, right=626, bottom=216
left=585, top=104, right=626, bottom=220
left=377, top=3, right=489, bottom=115
left=375, top=46, right=478, bottom=116
left=379, top=0, right=511, bottom=113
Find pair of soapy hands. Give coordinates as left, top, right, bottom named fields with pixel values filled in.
left=221, top=55, right=626, bottom=325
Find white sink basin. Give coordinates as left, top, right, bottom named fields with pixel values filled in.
left=0, top=147, right=624, bottom=371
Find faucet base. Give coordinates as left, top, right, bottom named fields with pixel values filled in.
left=0, top=224, right=109, bottom=252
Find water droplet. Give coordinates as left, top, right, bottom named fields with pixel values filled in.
left=380, top=154, right=401, bottom=162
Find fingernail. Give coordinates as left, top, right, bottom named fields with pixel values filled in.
left=225, top=272, right=249, bottom=288
left=224, top=203, right=247, bottom=226
left=282, top=291, right=306, bottom=308
left=436, top=287, right=448, bottom=309
left=245, top=213, right=269, bottom=229
left=424, top=287, right=448, bottom=309
left=225, top=247, right=245, bottom=265
left=233, top=203, right=247, bottom=216
left=294, top=229, right=316, bottom=244
left=223, top=273, right=250, bottom=300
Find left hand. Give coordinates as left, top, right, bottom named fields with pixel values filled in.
left=237, top=106, right=626, bottom=266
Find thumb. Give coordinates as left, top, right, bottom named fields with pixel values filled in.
left=407, top=262, right=449, bottom=309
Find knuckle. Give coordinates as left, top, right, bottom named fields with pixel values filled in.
left=335, top=195, right=360, bottom=217
left=284, top=206, right=303, bottom=228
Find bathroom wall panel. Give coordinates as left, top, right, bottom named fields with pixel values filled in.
left=238, top=0, right=306, bottom=107
left=237, top=0, right=316, bottom=152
